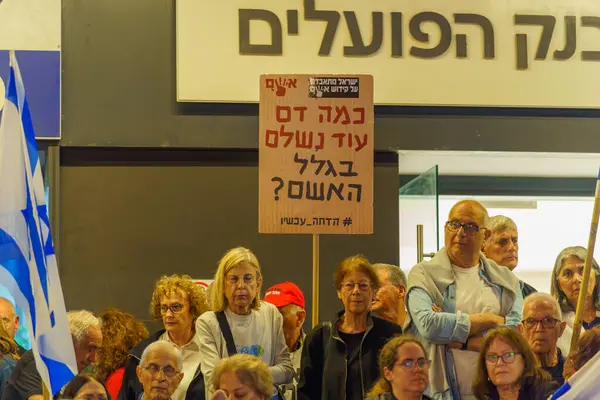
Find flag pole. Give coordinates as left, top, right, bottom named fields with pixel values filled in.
left=312, top=233, right=320, bottom=327
left=570, top=168, right=600, bottom=353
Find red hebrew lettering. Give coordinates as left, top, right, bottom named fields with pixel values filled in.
left=280, top=125, right=294, bottom=147
left=293, top=106, right=308, bottom=122
left=333, top=106, right=351, bottom=125
left=265, top=129, right=279, bottom=148
left=296, top=131, right=313, bottom=149
left=332, top=133, right=345, bottom=147
left=318, top=106, right=332, bottom=123
left=353, top=108, right=365, bottom=124
left=315, top=132, right=325, bottom=150
left=276, top=106, right=292, bottom=123
left=354, top=134, right=368, bottom=151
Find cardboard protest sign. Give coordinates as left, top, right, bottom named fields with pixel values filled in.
left=259, top=74, right=374, bottom=234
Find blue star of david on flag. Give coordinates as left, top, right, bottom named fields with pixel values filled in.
left=0, top=50, right=76, bottom=394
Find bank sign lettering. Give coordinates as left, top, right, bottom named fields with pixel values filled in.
left=177, top=0, right=600, bottom=108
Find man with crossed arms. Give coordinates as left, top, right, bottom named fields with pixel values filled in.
left=407, top=200, right=523, bottom=399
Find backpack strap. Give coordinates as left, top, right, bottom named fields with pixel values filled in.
left=216, top=311, right=237, bottom=356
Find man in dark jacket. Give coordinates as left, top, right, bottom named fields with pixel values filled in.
left=518, top=293, right=566, bottom=386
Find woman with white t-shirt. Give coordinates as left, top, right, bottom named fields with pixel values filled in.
left=550, top=246, right=600, bottom=356
left=196, top=247, right=294, bottom=399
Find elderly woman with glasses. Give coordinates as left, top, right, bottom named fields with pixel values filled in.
left=473, top=327, right=557, bottom=400
left=119, top=274, right=209, bottom=400
left=366, top=336, right=432, bottom=400
left=196, top=247, right=293, bottom=399
left=550, top=246, right=600, bottom=356
left=298, top=255, right=403, bottom=400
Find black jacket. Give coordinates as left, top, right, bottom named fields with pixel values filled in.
left=297, top=313, right=403, bottom=400
left=520, top=280, right=537, bottom=299
left=485, top=378, right=558, bottom=400
left=117, top=330, right=205, bottom=400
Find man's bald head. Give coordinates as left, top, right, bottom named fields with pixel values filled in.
left=445, top=200, right=491, bottom=268
left=0, top=297, right=19, bottom=339
left=448, top=200, right=489, bottom=228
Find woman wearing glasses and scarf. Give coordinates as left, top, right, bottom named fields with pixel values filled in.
left=118, top=274, right=209, bottom=400
left=298, top=255, right=403, bottom=400
left=366, top=336, right=433, bottom=400
left=473, top=328, right=557, bottom=400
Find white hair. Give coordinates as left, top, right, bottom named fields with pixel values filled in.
left=372, top=263, right=407, bottom=288
left=67, top=310, right=101, bottom=344
left=523, top=292, right=562, bottom=320
left=485, top=215, right=518, bottom=245
left=140, top=341, right=183, bottom=370
left=282, top=303, right=304, bottom=313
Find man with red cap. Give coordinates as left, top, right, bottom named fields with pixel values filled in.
left=263, top=282, right=306, bottom=400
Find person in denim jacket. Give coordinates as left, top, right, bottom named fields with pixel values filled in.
left=406, top=200, right=523, bottom=400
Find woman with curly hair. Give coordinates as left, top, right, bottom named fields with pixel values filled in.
left=96, top=308, right=148, bottom=399
left=473, top=327, right=557, bottom=400
left=366, top=335, right=432, bottom=400
left=0, top=322, right=20, bottom=392
left=119, top=274, right=209, bottom=400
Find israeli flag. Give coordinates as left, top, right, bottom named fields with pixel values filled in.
left=0, top=51, right=76, bottom=394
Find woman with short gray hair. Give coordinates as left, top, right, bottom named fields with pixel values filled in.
left=550, top=246, right=600, bottom=355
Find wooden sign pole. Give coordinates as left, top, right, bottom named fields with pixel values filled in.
left=42, top=382, right=51, bottom=400
left=312, top=234, right=320, bottom=327
left=570, top=169, right=600, bottom=353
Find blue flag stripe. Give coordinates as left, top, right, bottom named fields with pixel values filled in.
left=0, top=50, right=76, bottom=394
left=0, top=228, right=37, bottom=336
left=7, top=68, right=50, bottom=307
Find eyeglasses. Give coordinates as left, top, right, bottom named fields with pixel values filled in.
left=341, top=281, right=371, bottom=292
left=522, top=317, right=560, bottom=330
left=143, top=363, right=179, bottom=378
left=485, top=351, right=520, bottom=365
left=226, top=274, right=256, bottom=285
left=396, top=358, right=429, bottom=369
left=446, top=221, right=485, bottom=236
left=160, top=303, right=185, bottom=315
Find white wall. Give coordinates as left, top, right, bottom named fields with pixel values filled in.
left=438, top=196, right=600, bottom=294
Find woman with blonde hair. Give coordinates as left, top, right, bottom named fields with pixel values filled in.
left=210, top=354, right=274, bottom=400
left=119, top=274, right=209, bottom=400
left=366, top=335, right=432, bottom=400
left=196, top=247, right=293, bottom=399
left=0, top=322, right=20, bottom=392
left=473, top=327, right=557, bottom=400
left=298, top=255, right=403, bottom=400
left=96, top=308, right=148, bottom=399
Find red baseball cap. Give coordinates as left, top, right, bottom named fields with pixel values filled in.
left=263, top=282, right=305, bottom=309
